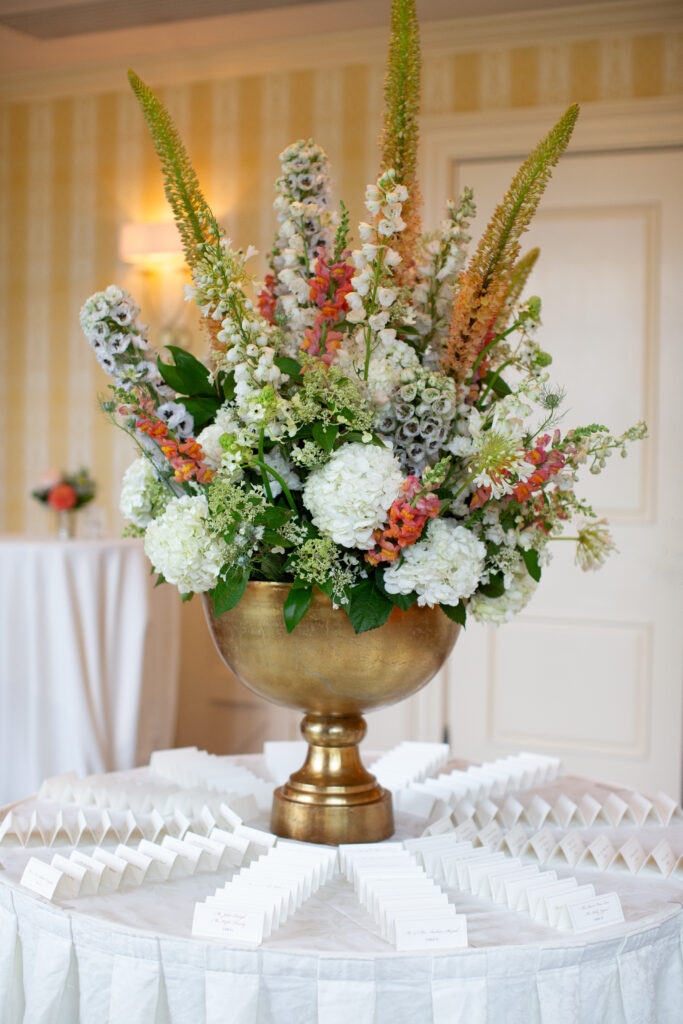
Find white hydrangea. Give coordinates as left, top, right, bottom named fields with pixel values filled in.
left=383, top=519, right=486, bottom=607
left=302, top=442, right=403, bottom=549
left=469, top=558, right=538, bottom=626
left=119, top=457, right=159, bottom=528
left=144, top=495, right=227, bottom=595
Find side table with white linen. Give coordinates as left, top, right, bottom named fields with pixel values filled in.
left=0, top=537, right=180, bottom=805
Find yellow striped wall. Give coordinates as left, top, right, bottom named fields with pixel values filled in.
left=1, top=24, right=682, bottom=537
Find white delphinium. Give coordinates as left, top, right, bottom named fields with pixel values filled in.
left=383, top=519, right=486, bottom=607
left=271, top=141, right=335, bottom=322
left=303, top=442, right=403, bottom=549
left=79, top=286, right=164, bottom=392
left=144, top=494, right=227, bottom=594
left=469, top=555, right=538, bottom=625
left=120, top=457, right=162, bottom=528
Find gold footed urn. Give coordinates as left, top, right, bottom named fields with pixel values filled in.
left=204, top=582, right=459, bottom=846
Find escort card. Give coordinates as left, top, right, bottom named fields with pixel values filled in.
left=560, top=891, right=624, bottom=933
left=503, top=824, right=529, bottom=858
left=192, top=901, right=265, bottom=945
left=580, top=834, right=617, bottom=871
left=20, top=857, right=72, bottom=900
left=546, top=885, right=596, bottom=927
left=490, top=866, right=540, bottom=904
left=394, top=911, right=467, bottom=951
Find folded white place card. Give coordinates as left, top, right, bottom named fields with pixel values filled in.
left=192, top=901, right=265, bottom=946
left=546, top=885, right=596, bottom=927
left=558, top=891, right=624, bottom=933
left=21, top=857, right=74, bottom=900
left=394, top=911, right=467, bottom=951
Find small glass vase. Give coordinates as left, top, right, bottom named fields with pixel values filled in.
left=56, top=509, right=76, bottom=540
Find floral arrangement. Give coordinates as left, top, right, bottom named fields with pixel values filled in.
left=32, top=469, right=96, bottom=511
left=81, top=0, right=645, bottom=633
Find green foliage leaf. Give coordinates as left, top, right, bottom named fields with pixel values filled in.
left=153, top=573, right=166, bottom=588
left=274, top=356, right=303, bottom=378
left=180, top=592, right=194, bottom=603
left=521, top=547, right=542, bottom=583
left=182, top=396, right=221, bottom=431
left=478, top=574, right=505, bottom=599
left=312, top=422, right=340, bottom=453
left=212, top=567, right=249, bottom=616
left=157, top=346, right=215, bottom=397
left=218, top=370, right=236, bottom=402
left=375, top=573, right=417, bottom=610
left=283, top=583, right=313, bottom=633
left=440, top=601, right=467, bottom=627
left=346, top=579, right=394, bottom=635
left=258, top=506, right=290, bottom=528
left=481, top=371, right=511, bottom=398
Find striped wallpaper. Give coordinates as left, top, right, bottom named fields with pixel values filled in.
left=1, top=23, right=682, bottom=537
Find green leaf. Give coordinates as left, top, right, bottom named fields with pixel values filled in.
left=346, top=579, right=394, bottom=634
left=258, top=506, right=290, bottom=528
left=375, top=573, right=416, bottom=610
left=274, top=356, right=303, bottom=378
left=283, top=583, right=313, bottom=633
left=478, top=574, right=505, bottom=598
left=157, top=345, right=215, bottom=397
left=153, top=573, right=166, bottom=588
left=441, top=601, right=467, bottom=627
left=212, top=567, right=249, bottom=616
left=482, top=371, right=511, bottom=397
left=218, top=370, right=236, bottom=402
left=312, top=422, right=340, bottom=453
left=180, top=591, right=194, bottom=603
left=182, top=395, right=221, bottom=431
left=261, top=528, right=295, bottom=548
left=521, top=546, right=542, bottom=583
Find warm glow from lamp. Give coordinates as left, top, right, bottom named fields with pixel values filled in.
left=119, top=221, right=185, bottom=270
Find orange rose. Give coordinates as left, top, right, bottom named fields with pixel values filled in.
left=48, top=483, right=78, bottom=510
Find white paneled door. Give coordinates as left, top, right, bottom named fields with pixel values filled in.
left=378, top=103, right=683, bottom=798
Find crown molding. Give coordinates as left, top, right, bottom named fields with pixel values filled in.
left=1, top=1, right=682, bottom=103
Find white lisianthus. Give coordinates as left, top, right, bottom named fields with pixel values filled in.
left=119, top=457, right=158, bottom=528
left=469, top=558, right=538, bottom=625
left=383, top=519, right=486, bottom=607
left=302, top=442, right=403, bottom=549
left=144, top=494, right=227, bottom=594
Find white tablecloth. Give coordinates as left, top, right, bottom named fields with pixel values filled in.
left=0, top=538, right=180, bottom=805
left=0, top=758, right=682, bottom=1023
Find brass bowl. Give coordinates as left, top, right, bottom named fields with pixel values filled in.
left=204, top=582, right=459, bottom=845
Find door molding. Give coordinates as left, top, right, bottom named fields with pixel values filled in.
left=420, top=96, right=683, bottom=229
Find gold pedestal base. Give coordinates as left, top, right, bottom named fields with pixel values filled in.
left=269, top=712, right=394, bottom=846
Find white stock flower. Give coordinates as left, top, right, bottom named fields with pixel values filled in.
left=144, top=494, right=228, bottom=594
left=119, top=458, right=158, bottom=528
left=302, top=442, right=403, bottom=549
left=196, top=406, right=241, bottom=471
left=383, top=520, right=486, bottom=607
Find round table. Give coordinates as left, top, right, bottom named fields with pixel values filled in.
left=0, top=757, right=682, bottom=1024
